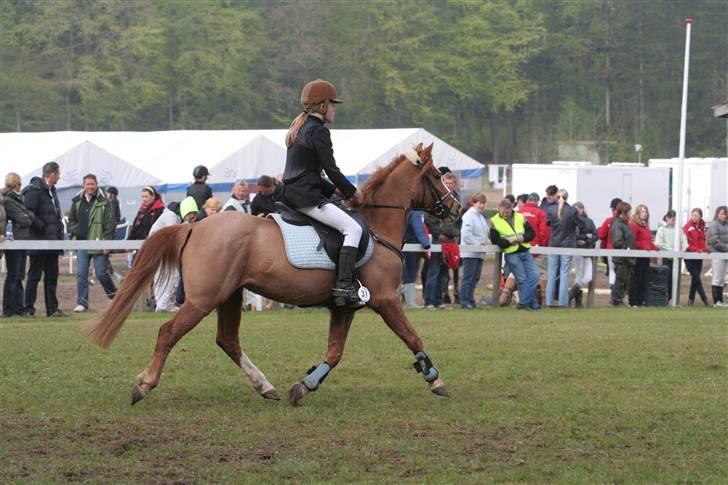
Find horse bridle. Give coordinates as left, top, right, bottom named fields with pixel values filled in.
left=368, top=164, right=456, bottom=219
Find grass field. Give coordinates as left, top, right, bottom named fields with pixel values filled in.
left=1, top=307, right=726, bottom=483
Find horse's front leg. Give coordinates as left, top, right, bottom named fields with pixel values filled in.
left=370, top=292, right=449, bottom=397
left=288, top=308, right=355, bottom=406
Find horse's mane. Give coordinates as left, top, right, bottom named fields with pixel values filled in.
left=360, top=154, right=409, bottom=206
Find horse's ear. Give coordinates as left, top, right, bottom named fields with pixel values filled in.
left=425, top=143, right=434, bottom=156
left=404, top=149, right=421, bottom=167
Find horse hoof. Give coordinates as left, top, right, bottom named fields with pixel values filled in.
left=131, top=385, right=147, bottom=405
left=288, top=382, right=309, bottom=406
left=431, top=385, right=449, bottom=397
left=262, top=388, right=281, bottom=400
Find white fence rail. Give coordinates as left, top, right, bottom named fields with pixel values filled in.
left=2, top=240, right=726, bottom=261
left=2, top=240, right=726, bottom=308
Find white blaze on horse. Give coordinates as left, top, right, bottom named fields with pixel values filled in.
left=85, top=143, right=462, bottom=406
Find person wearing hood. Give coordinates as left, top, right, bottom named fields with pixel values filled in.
left=22, top=163, right=66, bottom=317
left=128, top=186, right=165, bottom=240
left=707, top=205, right=728, bottom=307
left=655, top=210, right=687, bottom=303
left=683, top=208, right=709, bottom=306
left=67, top=174, right=117, bottom=312
left=149, top=196, right=198, bottom=312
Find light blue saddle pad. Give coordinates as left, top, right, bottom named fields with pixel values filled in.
left=270, top=213, right=375, bottom=270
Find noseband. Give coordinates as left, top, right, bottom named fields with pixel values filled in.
left=420, top=175, right=455, bottom=219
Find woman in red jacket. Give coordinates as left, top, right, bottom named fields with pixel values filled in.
left=683, top=208, right=709, bottom=306
left=628, top=204, right=658, bottom=307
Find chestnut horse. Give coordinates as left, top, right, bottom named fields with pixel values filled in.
left=85, top=143, right=461, bottom=406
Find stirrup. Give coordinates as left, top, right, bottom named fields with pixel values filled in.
left=332, top=281, right=369, bottom=308
left=333, top=286, right=359, bottom=307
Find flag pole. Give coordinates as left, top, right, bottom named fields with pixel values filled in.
left=671, top=18, right=693, bottom=307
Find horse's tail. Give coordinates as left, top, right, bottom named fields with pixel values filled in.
left=84, top=225, right=192, bottom=348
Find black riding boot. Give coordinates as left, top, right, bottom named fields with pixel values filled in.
left=574, top=287, right=584, bottom=308
left=333, top=246, right=361, bottom=307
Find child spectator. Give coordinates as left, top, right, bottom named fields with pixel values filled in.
left=683, top=208, right=709, bottom=306
left=187, top=165, right=212, bottom=209
left=707, top=206, right=728, bottom=307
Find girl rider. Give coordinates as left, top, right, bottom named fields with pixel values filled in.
left=282, top=79, right=365, bottom=307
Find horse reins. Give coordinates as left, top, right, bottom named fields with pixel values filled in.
left=322, top=159, right=458, bottom=262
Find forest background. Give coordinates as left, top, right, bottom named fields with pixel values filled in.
left=1, top=0, right=726, bottom=164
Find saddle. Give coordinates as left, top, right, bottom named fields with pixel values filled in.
left=270, top=202, right=373, bottom=271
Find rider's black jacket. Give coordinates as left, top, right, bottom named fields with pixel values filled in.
left=281, top=116, right=356, bottom=208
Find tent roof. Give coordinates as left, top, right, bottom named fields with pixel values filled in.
left=209, top=134, right=286, bottom=183
left=1, top=129, right=482, bottom=185
left=0, top=135, right=161, bottom=188
left=253, top=128, right=483, bottom=177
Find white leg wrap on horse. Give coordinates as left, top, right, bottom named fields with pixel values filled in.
left=240, top=354, right=274, bottom=394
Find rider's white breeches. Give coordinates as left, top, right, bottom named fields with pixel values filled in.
left=299, top=203, right=362, bottom=248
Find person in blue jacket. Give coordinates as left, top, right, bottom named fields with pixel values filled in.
left=402, top=210, right=431, bottom=308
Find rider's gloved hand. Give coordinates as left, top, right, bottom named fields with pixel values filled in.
left=347, top=189, right=364, bottom=207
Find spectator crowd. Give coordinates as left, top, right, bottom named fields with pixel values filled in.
left=2, top=162, right=727, bottom=316
left=404, top=175, right=727, bottom=311
left=0, top=162, right=287, bottom=316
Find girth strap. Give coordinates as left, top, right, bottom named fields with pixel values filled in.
left=370, top=230, right=404, bottom=262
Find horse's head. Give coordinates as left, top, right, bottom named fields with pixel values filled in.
left=406, top=143, right=462, bottom=223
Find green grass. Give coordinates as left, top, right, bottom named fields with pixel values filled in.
left=1, top=307, right=726, bottom=483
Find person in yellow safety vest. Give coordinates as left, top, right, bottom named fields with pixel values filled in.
left=489, top=198, right=541, bottom=310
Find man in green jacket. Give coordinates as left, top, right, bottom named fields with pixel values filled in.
left=68, top=174, right=117, bottom=312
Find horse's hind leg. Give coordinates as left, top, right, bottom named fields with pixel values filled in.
left=370, top=293, right=449, bottom=397
left=216, top=289, right=279, bottom=400
left=289, top=308, right=355, bottom=406
left=132, top=303, right=208, bottom=405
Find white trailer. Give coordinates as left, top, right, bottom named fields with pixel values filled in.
left=576, top=165, right=670, bottom=230
left=649, top=158, right=728, bottom=221
left=512, top=162, right=671, bottom=230
left=511, top=162, right=583, bottom=199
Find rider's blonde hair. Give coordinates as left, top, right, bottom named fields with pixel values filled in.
left=285, top=101, right=329, bottom=148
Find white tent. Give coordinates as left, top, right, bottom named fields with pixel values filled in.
left=2, top=128, right=482, bottom=188
left=18, top=140, right=161, bottom=189
left=208, top=134, right=286, bottom=185
left=328, top=128, right=482, bottom=180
